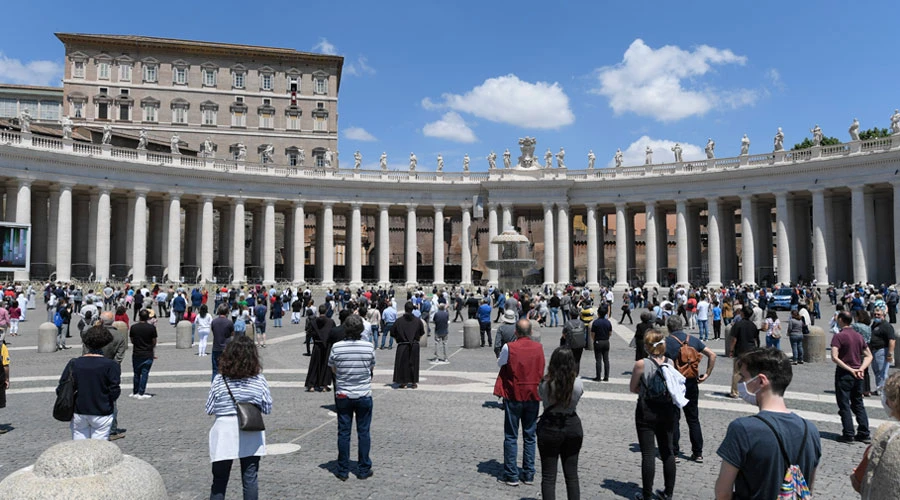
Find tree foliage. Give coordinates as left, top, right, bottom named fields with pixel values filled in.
left=791, top=136, right=840, bottom=150
left=858, top=127, right=891, bottom=141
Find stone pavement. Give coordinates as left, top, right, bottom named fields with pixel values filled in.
left=0, top=301, right=885, bottom=499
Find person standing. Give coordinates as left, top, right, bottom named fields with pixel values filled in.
left=832, top=311, right=873, bottom=443
left=93, top=312, right=128, bottom=440
left=379, top=301, right=397, bottom=350
left=786, top=309, right=805, bottom=365
left=172, top=291, right=187, bottom=322
left=253, top=301, right=267, bottom=348
left=210, top=306, right=235, bottom=382
left=696, top=294, right=710, bottom=341
left=869, top=308, right=896, bottom=393
left=478, top=298, right=493, bottom=347
left=328, top=315, right=376, bottom=480
left=58, top=325, right=121, bottom=440
left=728, top=307, right=761, bottom=398
left=0, top=339, right=8, bottom=434
left=391, top=302, right=425, bottom=389
left=196, top=304, right=213, bottom=357
left=128, top=309, right=157, bottom=399
left=715, top=348, right=821, bottom=499
left=561, top=315, right=587, bottom=374
left=711, top=300, right=723, bottom=340
left=537, top=347, right=583, bottom=500
left=494, top=309, right=519, bottom=358
left=366, top=304, right=381, bottom=348
left=305, top=304, right=337, bottom=392
left=494, top=319, right=545, bottom=487
left=206, top=336, right=272, bottom=500
left=432, top=303, right=450, bottom=363
left=56, top=298, right=73, bottom=350
left=590, top=307, right=612, bottom=382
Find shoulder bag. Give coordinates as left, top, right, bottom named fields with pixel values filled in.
left=53, top=361, right=77, bottom=422
left=223, top=377, right=265, bottom=431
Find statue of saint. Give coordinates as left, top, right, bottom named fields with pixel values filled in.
left=671, top=143, right=683, bottom=163
left=487, top=151, right=497, bottom=169
left=615, top=148, right=624, bottom=168
left=262, top=144, right=275, bottom=164
left=409, top=152, right=417, bottom=171
left=297, top=147, right=305, bottom=166
left=463, top=153, right=470, bottom=172
left=354, top=150, right=362, bottom=169
left=19, top=108, right=32, bottom=133
left=324, top=148, right=333, bottom=168
left=740, top=134, right=750, bottom=155
left=555, top=147, right=566, bottom=169
left=379, top=152, right=387, bottom=171
left=503, top=149, right=511, bottom=169
left=236, top=143, right=247, bottom=161
left=202, top=137, right=215, bottom=158
left=810, top=125, right=824, bottom=146
left=774, top=127, right=785, bottom=151
left=891, top=109, right=900, bottom=135
left=587, top=150, right=596, bottom=169
left=137, top=129, right=148, bottom=150
left=544, top=148, right=553, bottom=168
left=705, top=138, right=715, bottom=159
left=61, top=116, right=73, bottom=140
left=644, top=146, right=652, bottom=165
left=849, top=118, right=860, bottom=141
left=437, top=154, right=444, bottom=172
left=170, top=134, right=181, bottom=155
left=102, top=125, right=112, bottom=146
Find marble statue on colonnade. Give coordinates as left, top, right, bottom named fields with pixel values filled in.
left=849, top=118, right=860, bottom=141
left=810, top=124, right=824, bottom=146
left=354, top=151, right=362, bottom=169
left=262, top=144, right=275, bottom=164
left=891, top=109, right=900, bottom=135
left=437, top=154, right=444, bottom=172
left=487, top=151, right=497, bottom=169
left=705, top=138, right=716, bottom=159
left=644, top=146, right=652, bottom=165
left=324, top=148, right=334, bottom=168
left=556, top=147, right=566, bottom=168
left=201, top=137, right=216, bottom=158
left=19, top=108, right=32, bottom=133
left=615, top=148, right=623, bottom=167
left=296, top=147, right=305, bottom=166
left=544, top=148, right=553, bottom=168
left=503, top=149, right=511, bottom=169
left=235, top=143, right=247, bottom=161
left=170, top=135, right=181, bottom=155
left=740, top=134, right=750, bottom=155
left=463, top=153, right=470, bottom=172
left=61, top=116, right=73, bottom=140
left=379, top=152, right=387, bottom=170
left=671, top=143, right=683, bottom=163
left=774, top=127, right=785, bottom=151
left=409, top=152, right=417, bottom=171
left=516, top=137, right=538, bottom=168
left=587, top=150, right=595, bottom=169
left=137, top=129, right=148, bottom=150
left=102, top=125, right=112, bottom=146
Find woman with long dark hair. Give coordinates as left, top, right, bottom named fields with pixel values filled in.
left=206, top=336, right=272, bottom=500
left=537, top=347, right=584, bottom=500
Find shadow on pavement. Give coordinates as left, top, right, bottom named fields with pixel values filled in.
left=482, top=400, right=503, bottom=410
left=476, top=458, right=504, bottom=480
left=600, top=478, right=641, bottom=498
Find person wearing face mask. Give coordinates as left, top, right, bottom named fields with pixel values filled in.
left=851, top=371, right=900, bottom=498
left=714, top=348, right=822, bottom=500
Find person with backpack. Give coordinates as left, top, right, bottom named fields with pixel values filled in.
left=630, top=329, right=687, bottom=500
left=715, top=348, right=821, bottom=500
left=560, top=315, right=586, bottom=374
left=664, top=315, right=716, bottom=464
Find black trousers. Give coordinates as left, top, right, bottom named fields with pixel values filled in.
left=593, top=340, right=610, bottom=380
left=835, top=370, right=870, bottom=439
left=673, top=378, right=703, bottom=457
left=636, top=410, right=675, bottom=498
left=620, top=309, right=633, bottom=324
left=713, top=319, right=722, bottom=339
left=571, top=347, right=583, bottom=375
left=479, top=321, right=492, bottom=346
left=537, top=414, right=583, bottom=500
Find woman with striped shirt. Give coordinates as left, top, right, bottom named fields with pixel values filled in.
left=206, top=336, right=272, bottom=500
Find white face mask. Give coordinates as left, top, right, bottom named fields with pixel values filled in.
left=738, top=375, right=760, bottom=406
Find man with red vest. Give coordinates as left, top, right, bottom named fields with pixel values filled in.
left=493, top=319, right=545, bottom=487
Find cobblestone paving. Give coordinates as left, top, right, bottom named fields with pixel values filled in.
left=0, top=300, right=885, bottom=498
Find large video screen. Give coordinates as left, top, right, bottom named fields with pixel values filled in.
left=0, top=224, right=30, bottom=271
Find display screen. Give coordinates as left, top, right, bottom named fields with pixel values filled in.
left=0, top=224, right=30, bottom=271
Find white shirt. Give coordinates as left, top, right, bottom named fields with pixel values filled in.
left=696, top=300, right=710, bottom=320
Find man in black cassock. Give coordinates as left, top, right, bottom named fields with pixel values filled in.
left=391, top=301, right=425, bottom=389
left=305, top=304, right=336, bottom=392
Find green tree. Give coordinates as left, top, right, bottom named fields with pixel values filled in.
left=791, top=136, right=840, bottom=150
left=858, top=127, right=891, bottom=141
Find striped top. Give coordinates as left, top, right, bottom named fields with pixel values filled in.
left=328, top=340, right=376, bottom=399
left=206, top=374, right=273, bottom=417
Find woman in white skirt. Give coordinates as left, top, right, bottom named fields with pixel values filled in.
left=196, top=304, right=213, bottom=357
left=206, top=336, right=272, bottom=500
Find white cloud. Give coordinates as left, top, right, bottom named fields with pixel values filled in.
left=766, top=68, right=785, bottom=91
left=345, top=56, right=376, bottom=77
left=606, top=135, right=705, bottom=168
left=343, top=126, right=377, bottom=142
left=312, top=38, right=338, bottom=55
left=592, top=39, right=756, bottom=122
left=423, top=112, right=477, bottom=143
left=422, top=74, right=574, bottom=129
left=0, top=53, right=62, bottom=86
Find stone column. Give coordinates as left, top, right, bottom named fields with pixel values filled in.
left=231, top=199, right=245, bottom=283
left=433, top=204, right=445, bottom=286
left=292, top=202, right=305, bottom=283
left=321, top=203, right=335, bottom=287
left=87, top=194, right=98, bottom=271
left=644, top=201, right=659, bottom=288
left=740, top=194, right=756, bottom=286
left=894, top=184, right=900, bottom=285
left=48, top=187, right=58, bottom=267
left=5, top=185, right=16, bottom=223
left=585, top=204, right=599, bottom=289
left=675, top=199, right=689, bottom=286
left=262, top=201, right=275, bottom=285
left=31, top=191, right=48, bottom=266
left=200, top=196, right=214, bottom=283
left=557, top=203, right=571, bottom=285
left=501, top=204, right=513, bottom=230
left=167, top=194, right=181, bottom=282
left=460, top=203, right=473, bottom=287
left=95, top=188, right=111, bottom=282
left=775, top=191, right=792, bottom=285
left=348, top=202, right=363, bottom=287
left=487, top=203, right=499, bottom=286
left=218, top=203, right=232, bottom=271
left=125, top=195, right=135, bottom=269
left=405, top=204, right=418, bottom=287
left=55, top=184, right=73, bottom=282
left=851, top=185, right=869, bottom=284
left=13, top=180, right=31, bottom=281
left=811, top=189, right=829, bottom=285
left=706, top=198, right=722, bottom=288
left=542, top=202, right=555, bottom=287
left=614, top=202, right=628, bottom=289
left=131, top=190, right=147, bottom=284
left=377, top=204, right=390, bottom=287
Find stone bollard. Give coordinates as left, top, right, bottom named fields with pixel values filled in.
left=175, top=320, right=192, bottom=349
left=0, top=439, right=167, bottom=499
left=529, top=320, right=542, bottom=344
left=245, top=323, right=255, bottom=342
left=463, top=319, right=481, bottom=348
left=723, top=324, right=733, bottom=358
left=803, top=326, right=827, bottom=363
left=418, top=319, right=428, bottom=348
left=37, top=322, right=58, bottom=353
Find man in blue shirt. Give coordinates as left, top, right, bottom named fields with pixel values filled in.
left=478, top=298, right=493, bottom=347
left=379, top=302, right=397, bottom=350
left=494, top=291, right=506, bottom=323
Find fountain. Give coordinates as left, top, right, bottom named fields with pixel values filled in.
left=484, top=227, right=536, bottom=293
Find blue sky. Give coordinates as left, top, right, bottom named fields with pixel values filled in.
left=2, top=0, right=898, bottom=171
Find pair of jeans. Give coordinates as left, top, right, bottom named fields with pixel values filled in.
left=835, top=369, right=870, bottom=439
left=537, top=413, right=583, bottom=500
left=379, top=323, right=394, bottom=348
left=71, top=413, right=113, bottom=440
left=789, top=334, right=804, bottom=362
left=766, top=335, right=781, bottom=349
left=549, top=307, right=559, bottom=327
left=593, top=340, right=610, bottom=380
left=479, top=321, right=492, bottom=345
left=697, top=319, right=709, bottom=340
left=211, top=350, right=223, bottom=382
left=57, top=324, right=68, bottom=347
left=673, top=378, right=702, bottom=457
left=433, top=334, right=448, bottom=360
left=132, top=356, right=153, bottom=395
left=871, top=348, right=890, bottom=390
left=370, top=324, right=380, bottom=346
left=335, top=395, right=373, bottom=477
left=503, top=399, right=539, bottom=482
left=636, top=410, right=675, bottom=498
left=210, top=456, right=260, bottom=500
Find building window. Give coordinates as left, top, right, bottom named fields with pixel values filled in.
left=232, top=72, right=245, bottom=89
left=143, top=64, right=158, bottom=83
left=315, top=154, right=325, bottom=168
left=202, top=68, right=217, bottom=87
left=173, top=67, right=187, bottom=85
left=202, top=108, right=216, bottom=126
left=119, top=104, right=130, bottom=121
left=315, top=77, right=327, bottom=95
left=172, top=107, right=187, bottom=124
left=0, top=98, right=16, bottom=118
left=288, top=152, right=299, bottom=166
left=73, top=61, right=85, bottom=78
left=231, top=110, right=245, bottom=127
left=98, top=62, right=110, bottom=80
left=261, top=73, right=273, bottom=91
left=73, top=101, right=84, bottom=119
left=286, top=114, right=300, bottom=130
left=39, top=101, right=60, bottom=120
left=98, top=102, right=109, bottom=120
left=142, top=105, right=157, bottom=122
left=119, top=64, right=132, bottom=82
left=259, top=113, right=273, bottom=129
left=314, top=115, right=327, bottom=131
left=288, top=76, right=299, bottom=92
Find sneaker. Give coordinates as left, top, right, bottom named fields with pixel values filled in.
left=357, top=471, right=374, bottom=480
left=108, top=432, right=125, bottom=441
left=856, top=435, right=872, bottom=444
left=654, top=489, right=673, bottom=500
left=836, top=435, right=856, bottom=444
left=522, top=478, right=534, bottom=485
left=498, top=478, right=519, bottom=487
left=690, top=454, right=704, bottom=463
left=128, top=393, right=139, bottom=399
left=137, top=394, right=153, bottom=400
left=333, top=472, right=348, bottom=482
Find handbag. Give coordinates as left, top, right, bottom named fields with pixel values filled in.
left=53, top=361, right=77, bottom=422
left=801, top=317, right=810, bottom=335
left=223, top=377, right=265, bottom=431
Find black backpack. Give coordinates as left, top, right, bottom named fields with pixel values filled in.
left=640, top=358, right=674, bottom=422
left=563, top=319, right=586, bottom=349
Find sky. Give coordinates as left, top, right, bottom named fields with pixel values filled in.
left=2, top=0, right=899, bottom=171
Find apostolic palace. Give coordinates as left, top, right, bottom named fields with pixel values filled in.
left=1, top=33, right=899, bottom=290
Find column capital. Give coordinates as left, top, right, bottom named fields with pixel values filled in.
left=809, top=186, right=826, bottom=194
left=378, top=202, right=390, bottom=211
left=202, top=195, right=215, bottom=203
left=406, top=204, right=417, bottom=212
left=264, top=199, right=276, bottom=207
left=644, top=199, right=656, bottom=209
left=850, top=184, right=866, bottom=194
left=132, top=188, right=150, bottom=197
left=740, top=192, right=754, bottom=202
left=168, top=191, right=182, bottom=201
left=56, top=181, right=76, bottom=190
left=542, top=202, right=555, bottom=211
left=433, top=203, right=445, bottom=212
left=614, top=200, right=626, bottom=210
left=293, top=200, right=305, bottom=208
left=487, top=202, right=498, bottom=211
left=459, top=201, right=471, bottom=211
left=349, top=202, right=362, bottom=210
left=773, top=190, right=789, bottom=199
left=230, top=196, right=245, bottom=206
left=556, top=202, right=569, bottom=211
left=322, top=201, right=334, bottom=209
left=16, top=179, right=32, bottom=188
